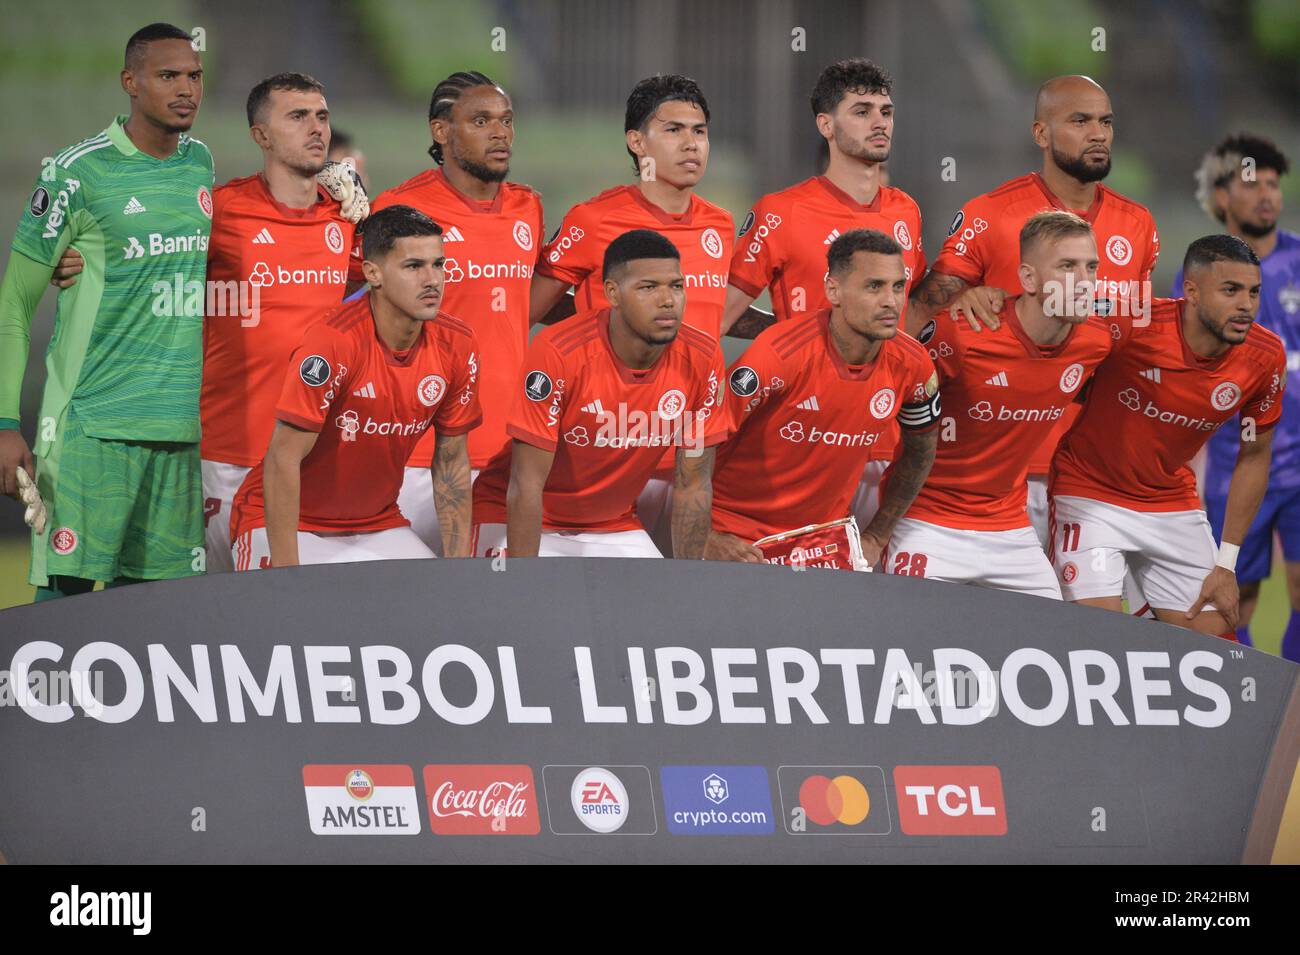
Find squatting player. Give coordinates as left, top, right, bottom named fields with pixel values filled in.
left=1177, top=134, right=1300, bottom=655
left=473, top=230, right=729, bottom=558
left=355, top=71, right=543, bottom=554
left=908, top=74, right=1159, bottom=547
left=719, top=58, right=926, bottom=532
left=1051, top=235, right=1284, bottom=635
left=706, top=229, right=939, bottom=564
left=0, top=23, right=213, bottom=598
left=229, top=206, right=481, bottom=567
left=883, top=211, right=1115, bottom=597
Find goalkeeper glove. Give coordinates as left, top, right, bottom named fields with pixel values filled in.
left=316, top=160, right=369, bottom=224
left=15, top=465, right=46, bottom=535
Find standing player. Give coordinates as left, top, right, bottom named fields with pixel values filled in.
left=883, top=212, right=1115, bottom=597
left=1051, top=235, right=1284, bottom=636
left=705, top=230, right=939, bottom=563
left=229, top=206, right=480, bottom=567
left=719, top=58, right=925, bottom=530
left=354, top=71, right=543, bottom=556
left=0, top=24, right=213, bottom=599
left=1175, top=135, right=1299, bottom=655
left=908, top=75, right=1159, bottom=547
left=527, top=75, right=734, bottom=550
left=473, top=230, right=729, bottom=558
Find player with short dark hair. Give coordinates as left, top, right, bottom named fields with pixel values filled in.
left=706, top=229, right=939, bottom=565
left=473, top=229, right=730, bottom=558
left=229, top=205, right=481, bottom=568
left=0, top=23, right=212, bottom=598
left=1052, top=235, right=1285, bottom=636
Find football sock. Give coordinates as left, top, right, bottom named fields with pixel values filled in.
left=34, top=575, right=96, bottom=601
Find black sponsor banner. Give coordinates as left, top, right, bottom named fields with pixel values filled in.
left=0, top=559, right=1296, bottom=863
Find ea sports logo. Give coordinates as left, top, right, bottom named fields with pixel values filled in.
left=869, top=388, right=896, bottom=419
left=51, top=527, right=78, bottom=556
left=418, top=374, right=447, bottom=407
left=1059, top=363, right=1085, bottom=394
left=701, top=227, right=724, bottom=259
left=197, top=185, right=213, bottom=218
left=571, top=767, right=628, bottom=834
left=346, top=769, right=374, bottom=802
left=893, top=220, right=913, bottom=251
left=513, top=220, right=533, bottom=251
left=658, top=389, right=686, bottom=420
left=1061, top=562, right=1079, bottom=584
left=1211, top=381, right=1241, bottom=411
left=324, top=221, right=345, bottom=254
left=1105, top=235, right=1132, bottom=266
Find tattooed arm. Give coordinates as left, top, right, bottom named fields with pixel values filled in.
left=672, top=446, right=716, bottom=559
left=861, top=426, right=937, bottom=566
left=721, top=284, right=776, bottom=339
left=905, top=269, right=970, bottom=334
left=431, top=431, right=473, bottom=557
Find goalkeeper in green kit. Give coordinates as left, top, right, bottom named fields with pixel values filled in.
left=0, top=23, right=213, bottom=599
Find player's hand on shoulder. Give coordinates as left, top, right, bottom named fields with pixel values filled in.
left=948, top=285, right=1005, bottom=332
left=703, top=530, right=764, bottom=563
left=0, top=430, right=35, bottom=499
left=317, top=160, right=369, bottom=224
left=50, top=246, right=84, bottom=289
left=1187, top=567, right=1239, bottom=630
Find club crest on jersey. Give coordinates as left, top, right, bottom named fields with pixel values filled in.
left=947, top=210, right=964, bottom=236
left=324, top=221, right=345, bottom=254
left=513, top=220, right=534, bottom=251
left=701, top=228, right=724, bottom=259
left=525, top=370, right=553, bottom=401
left=658, top=389, right=686, bottom=420
left=1061, top=562, right=1078, bottom=584
left=1211, top=381, right=1241, bottom=411
left=300, top=354, right=332, bottom=387
left=737, top=211, right=755, bottom=237
left=197, top=185, right=213, bottom=219
left=1059, top=363, right=1085, bottom=394
left=1104, top=235, right=1132, bottom=266
left=892, top=220, right=913, bottom=251
left=418, top=374, right=447, bottom=407
left=869, top=388, right=896, bottom=419
left=51, top=527, right=78, bottom=556
left=917, top=319, right=937, bottom=345
left=729, top=366, right=759, bottom=397
left=29, top=187, right=51, bottom=217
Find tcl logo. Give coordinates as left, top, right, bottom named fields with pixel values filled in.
left=893, top=765, right=1006, bottom=836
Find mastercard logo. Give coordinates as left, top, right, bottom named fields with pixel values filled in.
left=798, top=774, right=871, bottom=826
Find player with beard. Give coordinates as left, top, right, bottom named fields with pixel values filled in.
left=1171, top=135, right=1300, bottom=656
left=352, top=72, right=544, bottom=555
left=906, top=74, right=1160, bottom=551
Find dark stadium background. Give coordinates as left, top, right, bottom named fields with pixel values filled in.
left=2, top=0, right=1298, bottom=659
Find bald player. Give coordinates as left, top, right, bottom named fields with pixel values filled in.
left=908, top=77, right=1157, bottom=552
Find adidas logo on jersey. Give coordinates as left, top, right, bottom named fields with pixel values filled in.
left=985, top=371, right=1009, bottom=387
left=581, top=399, right=606, bottom=415
left=1140, top=368, right=1162, bottom=383
left=123, top=196, right=146, bottom=215
left=443, top=226, right=465, bottom=242
left=252, top=227, right=276, bottom=245
left=352, top=382, right=376, bottom=398
left=796, top=395, right=821, bottom=411
left=824, top=229, right=841, bottom=245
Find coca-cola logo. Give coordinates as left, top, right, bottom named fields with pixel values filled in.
left=423, top=765, right=541, bottom=835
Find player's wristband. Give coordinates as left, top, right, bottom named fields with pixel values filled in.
left=1216, top=542, right=1240, bottom=573
left=0, top=418, right=20, bottom=431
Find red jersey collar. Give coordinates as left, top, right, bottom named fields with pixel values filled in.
left=1003, top=296, right=1077, bottom=358
left=367, top=297, right=426, bottom=367
left=432, top=167, right=505, bottom=215
left=599, top=308, right=670, bottom=384
left=818, top=309, right=881, bottom=380
left=1030, top=172, right=1105, bottom=224
left=625, top=185, right=696, bottom=226
left=1173, top=299, right=1229, bottom=370
left=256, top=173, right=330, bottom=219
left=815, top=175, right=883, bottom=213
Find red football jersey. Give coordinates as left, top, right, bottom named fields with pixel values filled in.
left=1053, top=298, right=1285, bottom=511
left=201, top=175, right=353, bottom=466
left=894, top=298, right=1116, bottom=530
left=727, top=176, right=926, bottom=323
left=711, top=310, right=939, bottom=541
left=351, top=169, right=543, bottom=470
left=230, top=296, right=482, bottom=537
left=472, top=308, right=731, bottom=532
left=929, top=172, right=1160, bottom=475
left=536, top=185, right=733, bottom=339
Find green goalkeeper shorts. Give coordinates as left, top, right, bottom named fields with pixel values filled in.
left=29, top=406, right=204, bottom=586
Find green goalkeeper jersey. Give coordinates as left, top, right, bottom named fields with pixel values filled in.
left=8, top=114, right=214, bottom=443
